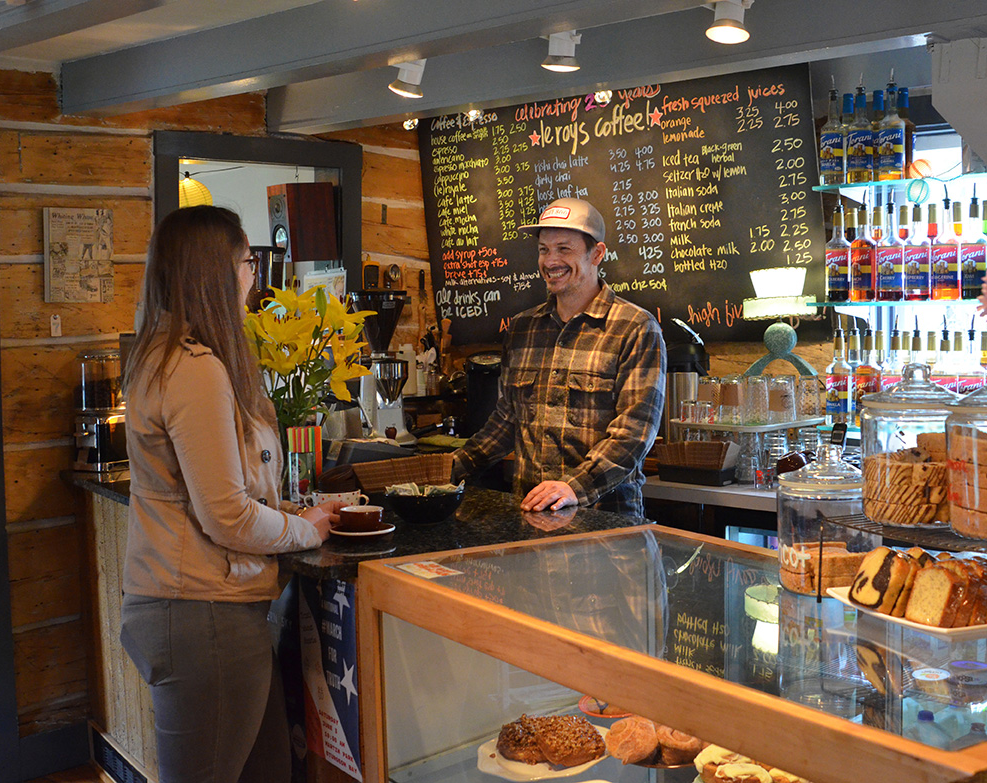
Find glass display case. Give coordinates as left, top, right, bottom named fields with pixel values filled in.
left=357, top=526, right=987, bottom=783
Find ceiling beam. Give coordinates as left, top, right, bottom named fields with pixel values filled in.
left=59, top=0, right=701, bottom=116
left=268, top=0, right=967, bottom=134
left=0, top=0, right=172, bottom=51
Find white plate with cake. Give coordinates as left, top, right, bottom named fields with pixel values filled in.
left=478, top=716, right=609, bottom=781
left=827, top=586, right=987, bottom=640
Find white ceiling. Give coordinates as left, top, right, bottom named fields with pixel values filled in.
left=1, top=0, right=986, bottom=134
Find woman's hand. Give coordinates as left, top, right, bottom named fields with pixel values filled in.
left=300, top=500, right=343, bottom=541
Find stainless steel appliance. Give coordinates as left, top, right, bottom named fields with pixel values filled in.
left=74, top=348, right=128, bottom=472
left=349, top=289, right=414, bottom=445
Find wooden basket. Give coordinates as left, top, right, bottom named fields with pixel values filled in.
left=351, top=453, right=454, bottom=494
left=651, top=441, right=730, bottom=470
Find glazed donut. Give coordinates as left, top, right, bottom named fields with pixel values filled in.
left=694, top=745, right=755, bottom=783
left=604, top=716, right=659, bottom=765
left=712, top=763, right=774, bottom=783
left=654, top=723, right=703, bottom=765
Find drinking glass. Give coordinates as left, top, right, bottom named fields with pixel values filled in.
left=695, top=400, right=713, bottom=424
left=697, top=376, right=721, bottom=418
left=679, top=400, right=696, bottom=423
left=719, top=375, right=744, bottom=425
left=767, top=375, right=796, bottom=424
left=743, top=375, right=769, bottom=426
left=736, top=431, right=762, bottom=484
left=797, top=375, right=824, bottom=420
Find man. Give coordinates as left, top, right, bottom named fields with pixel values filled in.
left=453, top=198, right=666, bottom=517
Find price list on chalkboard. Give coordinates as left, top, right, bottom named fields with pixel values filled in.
left=420, top=64, right=825, bottom=344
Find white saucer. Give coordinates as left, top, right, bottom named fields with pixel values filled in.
left=330, top=523, right=396, bottom=539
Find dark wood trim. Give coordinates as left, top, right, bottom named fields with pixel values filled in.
left=0, top=347, right=17, bottom=781
left=153, top=131, right=364, bottom=292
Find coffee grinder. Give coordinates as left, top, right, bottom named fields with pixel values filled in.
left=349, top=289, right=415, bottom=445
left=74, top=347, right=128, bottom=472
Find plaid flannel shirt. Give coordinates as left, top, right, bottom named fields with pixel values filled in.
left=455, top=283, right=665, bottom=516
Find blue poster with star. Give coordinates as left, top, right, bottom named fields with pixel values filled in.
left=299, top=577, right=362, bottom=779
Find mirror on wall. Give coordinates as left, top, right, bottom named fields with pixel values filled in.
left=153, top=131, right=363, bottom=292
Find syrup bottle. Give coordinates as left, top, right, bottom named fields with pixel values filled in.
left=846, top=83, right=874, bottom=184
left=882, top=329, right=903, bottom=390
left=818, top=83, right=845, bottom=186
left=876, top=199, right=903, bottom=301
left=962, top=189, right=987, bottom=300
left=854, top=330, right=882, bottom=425
left=825, top=204, right=851, bottom=302
left=897, top=86, right=916, bottom=174
left=825, top=329, right=853, bottom=426
left=876, top=72, right=906, bottom=181
left=904, top=203, right=931, bottom=301
left=850, top=203, right=875, bottom=300
left=931, top=196, right=960, bottom=301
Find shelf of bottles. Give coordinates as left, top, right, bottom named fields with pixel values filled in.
left=814, top=75, right=987, bottom=430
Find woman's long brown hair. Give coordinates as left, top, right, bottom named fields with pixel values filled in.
left=124, top=206, right=268, bottom=425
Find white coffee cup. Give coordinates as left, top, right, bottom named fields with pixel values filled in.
left=304, top=490, right=369, bottom=508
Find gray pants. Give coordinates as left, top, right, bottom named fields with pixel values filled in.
left=121, top=595, right=291, bottom=783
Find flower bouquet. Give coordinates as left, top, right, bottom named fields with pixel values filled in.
left=243, top=285, right=374, bottom=445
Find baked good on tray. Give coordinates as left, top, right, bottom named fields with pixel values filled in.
left=496, top=717, right=546, bottom=764
left=779, top=542, right=866, bottom=595
left=948, top=429, right=987, bottom=538
left=862, top=444, right=949, bottom=526
left=694, top=744, right=810, bottom=783
left=655, top=723, right=704, bottom=764
left=846, top=546, right=987, bottom=629
left=605, top=716, right=658, bottom=765
left=522, top=714, right=605, bottom=767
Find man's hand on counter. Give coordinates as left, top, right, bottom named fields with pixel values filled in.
left=520, top=480, right=578, bottom=512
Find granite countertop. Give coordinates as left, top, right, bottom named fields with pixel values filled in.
left=66, top=472, right=650, bottom=581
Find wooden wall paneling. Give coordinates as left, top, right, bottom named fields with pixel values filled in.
left=7, top=522, right=82, bottom=629
left=12, top=620, right=88, bottom=724
left=360, top=202, right=428, bottom=261
left=0, top=71, right=60, bottom=125
left=321, top=123, right=419, bottom=151
left=360, top=151, right=423, bottom=205
left=1, top=195, right=153, bottom=257
left=0, top=131, right=18, bottom=181
left=82, top=496, right=107, bottom=735
left=1, top=345, right=86, bottom=446
left=11, top=133, right=151, bottom=188
left=0, top=266, right=142, bottom=341
left=705, top=337, right=830, bottom=378
left=3, top=446, right=82, bottom=524
left=0, top=70, right=266, bottom=136
left=15, top=695, right=88, bottom=739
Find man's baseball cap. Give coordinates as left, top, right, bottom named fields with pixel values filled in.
left=519, top=198, right=605, bottom=244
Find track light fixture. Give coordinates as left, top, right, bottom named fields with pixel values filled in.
left=594, top=90, right=613, bottom=107
left=388, top=59, right=426, bottom=98
left=402, top=118, right=419, bottom=130
left=541, top=31, right=581, bottom=72
left=465, top=109, right=483, bottom=123
left=705, top=0, right=752, bottom=44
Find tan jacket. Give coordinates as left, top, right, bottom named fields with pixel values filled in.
left=124, top=332, right=322, bottom=602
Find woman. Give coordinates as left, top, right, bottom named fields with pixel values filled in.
left=121, top=206, right=334, bottom=783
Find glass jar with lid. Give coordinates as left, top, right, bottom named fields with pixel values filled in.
left=75, top=347, right=124, bottom=411
left=777, top=442, right=875, bottom=595
left=945, top=386, right=987, bottom=538
left=859, top=363, right=957, bottom=527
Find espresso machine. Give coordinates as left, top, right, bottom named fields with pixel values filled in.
left=74, top=347, right=128, bottom=472
left=349, top=289, right=415, bottom=445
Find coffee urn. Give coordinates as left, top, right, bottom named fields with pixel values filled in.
left=662, top=320, right=710, bottom=440
left=74, top=348, right=128, bottom=472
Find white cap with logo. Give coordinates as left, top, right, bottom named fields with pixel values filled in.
left=519, top=198, right=606, bottom=244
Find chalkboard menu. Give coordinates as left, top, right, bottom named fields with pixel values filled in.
left=419, top=64, right=825, bottom=344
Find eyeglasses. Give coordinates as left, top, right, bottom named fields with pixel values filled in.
left=242, top=255, right=258, bottom=275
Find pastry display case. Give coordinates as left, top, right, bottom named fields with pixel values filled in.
left=357, top=526, right=987, bottom=783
